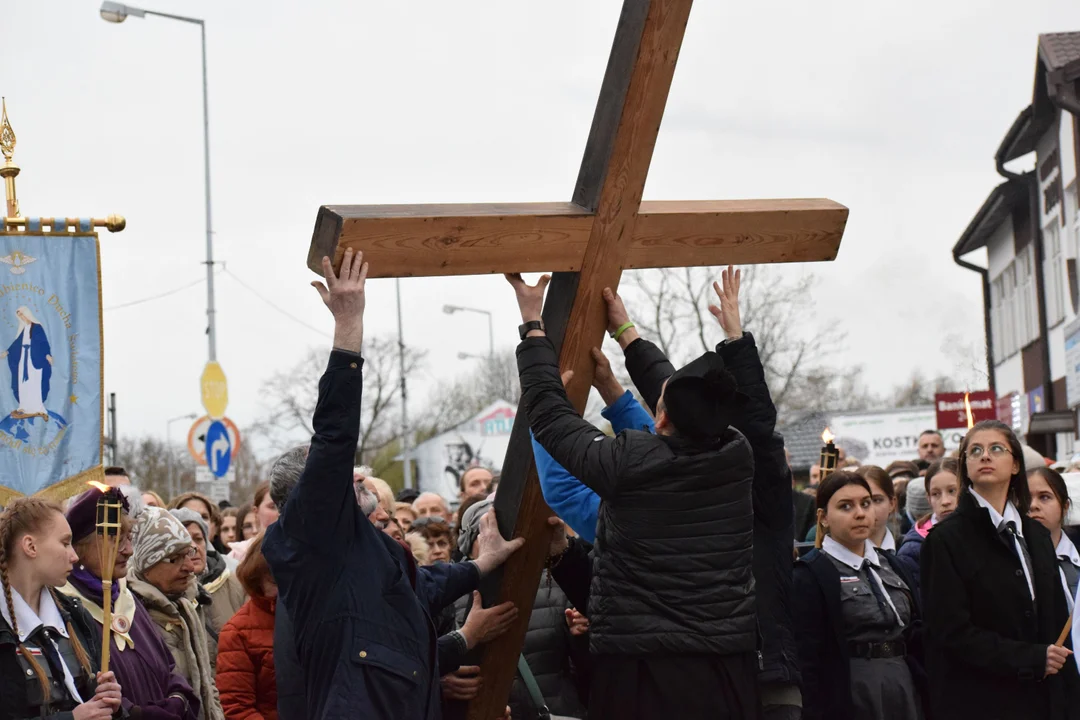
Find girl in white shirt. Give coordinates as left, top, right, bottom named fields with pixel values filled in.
left=1027, top=466, right=1080, bottom=608
left=0, top=496, right=122, bottom=719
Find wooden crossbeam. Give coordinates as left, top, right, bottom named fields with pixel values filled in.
left=309, top=1, right=848, bottom=717
left=309, top=198, right=847, bottom=278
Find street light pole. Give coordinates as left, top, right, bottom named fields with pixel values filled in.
left=442, top=305, right=494, bottom=357
left=166, top=413, right=197, bottom=500
left=396, top=279, right=413, bottom=490
left=99, top=2, right=216, bottom=362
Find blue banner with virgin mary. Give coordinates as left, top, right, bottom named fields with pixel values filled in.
left=0, top=222, right=103, bottom=503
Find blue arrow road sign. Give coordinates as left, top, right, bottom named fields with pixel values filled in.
left=205, top=420, right=232, bottom=478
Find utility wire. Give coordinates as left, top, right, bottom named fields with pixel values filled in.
left=105, top=275, right=206, bottom=311
left=222, top=268, right=332, bottom=340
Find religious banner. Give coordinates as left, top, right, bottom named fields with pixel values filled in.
left=0, top=101, right=123, bottom=503
left=0, top=222, right=104, bottom=502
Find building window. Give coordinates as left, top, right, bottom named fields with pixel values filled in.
left=991, top=275, right=1005, bottom=363
left=1017, top=245, right=1039, bottom=346
left=1045, top=221, right=1065, bottom=327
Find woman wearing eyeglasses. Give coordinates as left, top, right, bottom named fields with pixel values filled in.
left=129, top=508, right=225, bottom=720
left=921, top=420, right=1080, bottom=720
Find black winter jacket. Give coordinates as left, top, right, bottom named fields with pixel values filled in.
left=521, top=335, right=756, bottom=657
left=921, top=490, right=1080, bottom=720
left=625, top=334, right=800, bottom=685
left=0, top=589, right=101, bottom=720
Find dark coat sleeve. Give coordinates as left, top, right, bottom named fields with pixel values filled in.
left=920, top=529, right=1047, bottom=680
left=276, top=350, right=365, bottom=548
left=622, top=338, right=675, bottom=414
left=550, top=537, right=593, bottom=614
left=791, top=562, right=828, bottom=720
left=519, top=337, right=628, bottom=499
left=416, top=562, right=481, bottom=616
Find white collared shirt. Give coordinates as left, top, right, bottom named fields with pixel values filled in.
left=971, top=488, right=1035, bottom=601
left=1055, top=533, right=1080, bottom=613
left=0, top=581, right=84, bottom=703
left=822, top=535, right=905, bottom=628
left=876, top=531, right=897, bottom=553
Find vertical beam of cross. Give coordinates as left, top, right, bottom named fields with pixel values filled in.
left=468, top=2, right=695, bottom=718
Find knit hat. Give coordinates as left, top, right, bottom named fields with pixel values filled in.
left=457, top=498, right=493, bottom=557
left=905, top=476, right=931, bottom=520
left=170, top=508, right=209, bottom=545
left=662, top=352, right=745, bottom=440
left=131, top=507, right=192, bottom=576
left=67, top=486, right=132, bottom=543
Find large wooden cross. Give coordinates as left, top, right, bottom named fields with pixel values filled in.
left=308, top=1, right=846, bottom=716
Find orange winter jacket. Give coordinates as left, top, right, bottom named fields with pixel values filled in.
left=216, top=595, right=278, bottom=720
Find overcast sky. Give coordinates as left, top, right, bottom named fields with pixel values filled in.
left=3, top=0, right=1080, bottom=458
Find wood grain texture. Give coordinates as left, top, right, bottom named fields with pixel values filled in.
left=626, top=198, right=849, bottom=268
left=308, top=203, right=593, bottom=277
left=467, top=1, right=695, bottom=718
left=308, top=198, right=848, bottom=277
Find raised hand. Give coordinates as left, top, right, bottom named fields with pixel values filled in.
left=473, top=509, right=526, bottom=576
left=590, top=347, right=624, bottom=406
left=602, top=288, right=639, bottom=349
left=504, top=273, right=550, bottom=323
left=460, top=591, right=519, bottom=648
left=707, top=265, right=742, bottom=340
left=312, top=249, right=369, bottom=354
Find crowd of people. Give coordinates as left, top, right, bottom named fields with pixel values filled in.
left=3, top=253, right=1080, bottom=719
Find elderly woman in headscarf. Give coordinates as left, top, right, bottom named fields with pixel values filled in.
left=59, top=487, right=200, bottom=720
left=170, top=508, right=246, bottom=639
left=442, top=499, right=588, bottom=720
left=128, top=507, right=225, bottom=720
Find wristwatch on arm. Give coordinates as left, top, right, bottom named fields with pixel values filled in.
left=519, top=320, right=545, bottom=340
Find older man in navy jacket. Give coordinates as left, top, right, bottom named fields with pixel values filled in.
left=263, top=250, right=524, bottom=720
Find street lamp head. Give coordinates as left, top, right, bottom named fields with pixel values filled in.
left=99, top=1, right=145, bottom=23
left=443, top=305, right=459, bottom=315
left=457, top=352, right=470, bottom=360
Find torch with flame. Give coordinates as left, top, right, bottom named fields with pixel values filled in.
left=88, top=480, right=123, bottom=672
left=820, top=428, right=839, bottom=483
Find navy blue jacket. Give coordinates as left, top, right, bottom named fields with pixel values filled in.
left=263, top=351, right=480, bottom=720
left=792, top=548, right=926, bottom=720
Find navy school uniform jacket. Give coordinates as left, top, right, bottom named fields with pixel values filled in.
left=792, top=548, right=927, bottom=720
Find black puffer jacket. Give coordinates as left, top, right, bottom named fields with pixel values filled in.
left=520, top=335, right=756, bottom=656
left=443, top=571, right=588, bottom=720
left=625, top=334, right=800, bottom=686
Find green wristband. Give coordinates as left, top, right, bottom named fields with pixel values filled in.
left=611, top=321, right=636, bottom=341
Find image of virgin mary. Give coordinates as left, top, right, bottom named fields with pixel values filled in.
left=2, top=306, right=53, bottom=421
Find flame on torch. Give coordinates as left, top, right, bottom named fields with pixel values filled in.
left=964, top=392, right=975, bottom=430
left=87, top=480, right=109, bottom=492
left=822, top=428, right=835, bottom=444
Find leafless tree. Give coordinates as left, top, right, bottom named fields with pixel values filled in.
left=418, top=350, right=520, bottom=438
left=625, top=265, right=846, bottom=415
left=251, top=336, right=426, bottom=466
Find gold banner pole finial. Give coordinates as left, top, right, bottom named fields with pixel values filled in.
left=0, top=98, right=19, bottom=219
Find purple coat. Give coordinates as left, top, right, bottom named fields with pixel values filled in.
left=65, top=574, right=199, bottom=720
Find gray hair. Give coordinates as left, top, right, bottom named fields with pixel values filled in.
left=269, top=445, right=310, bottom=509
left=170, top=507, right=209, bottom=543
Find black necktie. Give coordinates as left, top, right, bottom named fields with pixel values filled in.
left=860, top=560, right=892, bottom=620
left=1001, top=521, right=1035, bottom=600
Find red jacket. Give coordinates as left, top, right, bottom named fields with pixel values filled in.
left=217, top=595, right=278, bottom=720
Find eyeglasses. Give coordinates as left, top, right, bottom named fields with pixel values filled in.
left=967, top=443, right=1012, bottom=460
left=162, top=547, right=198, bottom=564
